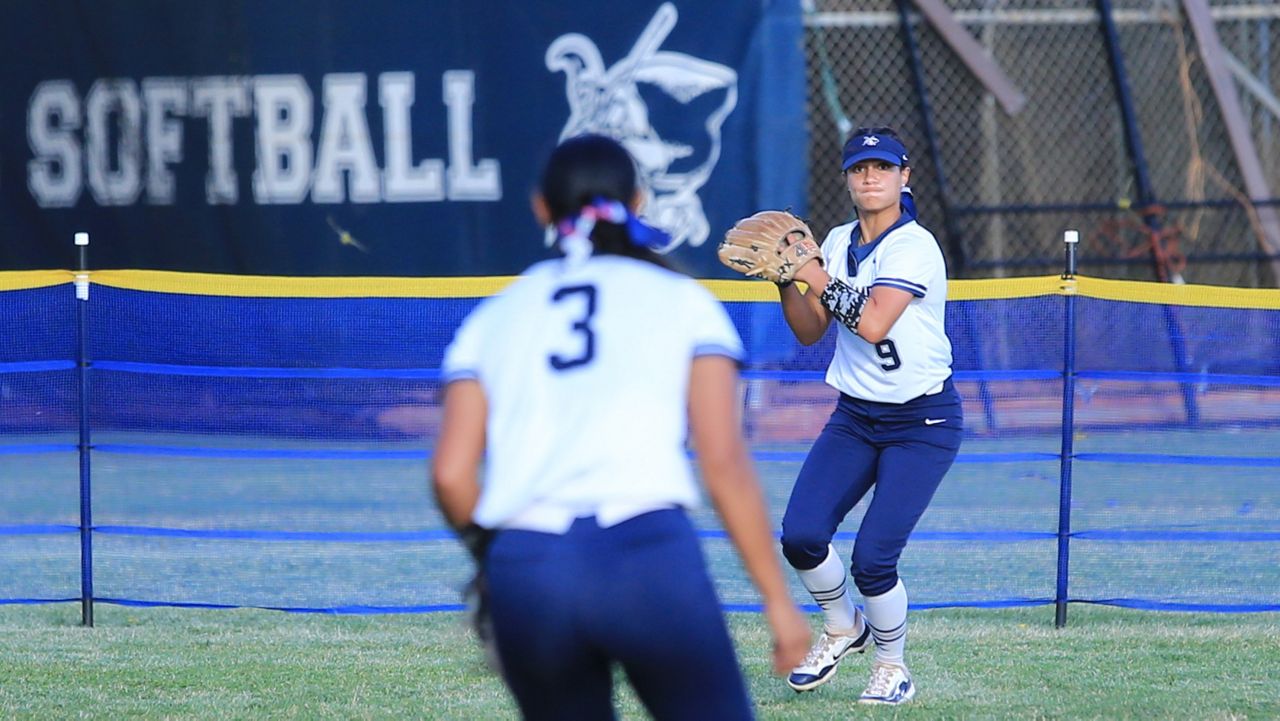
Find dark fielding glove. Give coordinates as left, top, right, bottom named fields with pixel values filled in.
left=456, top=523, right=501, bottom=672
left=457, top=522, right=494, bottom=563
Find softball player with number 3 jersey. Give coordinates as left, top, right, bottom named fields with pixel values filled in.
left=776, top=127, right=963, bottom=704
left=432, top=135, right=809, bottom=720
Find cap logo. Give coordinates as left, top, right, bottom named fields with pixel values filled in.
left=861, top=136, right=880, bottom=146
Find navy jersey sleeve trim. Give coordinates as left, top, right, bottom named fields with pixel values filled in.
left=696, top=345, right=747, bottom=361
left=442, top=369, right=480, bottom=384
left=873, top=278, right=927, bottom=297
left=694, top=344, right=746, bottom=365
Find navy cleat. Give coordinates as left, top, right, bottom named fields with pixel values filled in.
left=786, top=623, right=872, bottom=692
left=857, top=662, right=916, bottom=705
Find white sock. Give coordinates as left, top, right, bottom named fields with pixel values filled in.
left=863, top=579, right=908, bottom=666
left=795, top=544, right=862, bottom=634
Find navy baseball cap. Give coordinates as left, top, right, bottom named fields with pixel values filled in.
left=841, top=131, right=909, bottom=171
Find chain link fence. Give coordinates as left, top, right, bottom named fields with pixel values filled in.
left=804, top=0, right=1280, bottom=286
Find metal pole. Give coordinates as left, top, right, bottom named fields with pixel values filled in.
left=1094, top=0, right=1199, bottom=426
left=1055, top=230, right=1079, bottom=629
left=896, top=0, right=1000, bottom=432
left=896, top=0, right=967, bottom=274
left=1095, top=0, right=1158, bottom=223
left=75, top=232, right=94, bottom=628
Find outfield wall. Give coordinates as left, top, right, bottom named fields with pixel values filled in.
left=1, top=271, right=1277, bottom=616
left=0, top=2, right=804, bottom=279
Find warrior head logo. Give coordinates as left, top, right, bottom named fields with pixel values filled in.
left=545, top=3, right=738, bottom=253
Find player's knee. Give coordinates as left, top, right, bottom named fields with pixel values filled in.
left=779, top=534, right=827, bottom=571
left=851, top=569, right=897, bottom=597
left=850, top=548, right=898, bottom=596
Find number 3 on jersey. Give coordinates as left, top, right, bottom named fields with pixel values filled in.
left=549, top=284, right=597, bottom=371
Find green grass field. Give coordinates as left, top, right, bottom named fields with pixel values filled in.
left=1, top=603, right=1277, bottom=720
left=3, top=425, right=1278, bottom=718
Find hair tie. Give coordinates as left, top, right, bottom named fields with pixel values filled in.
left=554, top=197, right=672, bottom=258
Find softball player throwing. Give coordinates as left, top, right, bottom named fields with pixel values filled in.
left=721, top=126, right=962, bottom=704
left=432, top=134, right=809, bottom=720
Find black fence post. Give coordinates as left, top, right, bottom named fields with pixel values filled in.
left=1094, top=0, right=1199, bottom=426
left=1056, top=231, right=1079, bottom=629
left=896, top=0, right=966, bottom=275
left=75, top=232, right=94, bottom=628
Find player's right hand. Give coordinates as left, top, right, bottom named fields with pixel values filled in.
left=765, top=601, right=812, bottom=675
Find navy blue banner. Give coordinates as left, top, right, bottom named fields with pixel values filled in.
left=0, top=1, right=805, bottom=277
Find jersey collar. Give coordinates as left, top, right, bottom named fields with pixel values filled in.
left=848, top=197, right=917, bottom=276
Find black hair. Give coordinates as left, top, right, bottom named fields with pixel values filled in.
left=848, top=125, right=910, bottom=168
left=539, top=134, right=671, bottom=268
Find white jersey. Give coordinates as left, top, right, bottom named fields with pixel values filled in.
left=819, top=218, right=953, bottom=403
left=442, top=254, right=744, bottom=531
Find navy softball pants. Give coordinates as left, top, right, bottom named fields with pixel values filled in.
left=780, top=378, right=963, bottom=596
left=486, top=509, right=753, bottom=721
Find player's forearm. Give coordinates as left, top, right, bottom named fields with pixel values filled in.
left=817, top=277, right=875, bottom=339
left=432, top=468, right=480, bottom=529
left=778, top=283, right=830, bottom=345
left=701, top=458, right=794, bottom=608
left=432, top=380, right=488, bottom=530
left=688, top=356, right=793, bottom=606
left=829, top=284, right=913, bottom=343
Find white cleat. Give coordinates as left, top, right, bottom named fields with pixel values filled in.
left=786, top=623, right=872, bottom=692
left=858, top=661, right=916, bottom=705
